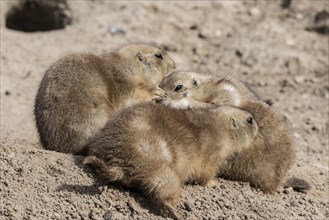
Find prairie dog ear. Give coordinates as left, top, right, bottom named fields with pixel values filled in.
left=136, top=52, right=147, bottom=64
left=230, top=117, right=237, bottom=128
left=220, top=80, right=241, bottom=106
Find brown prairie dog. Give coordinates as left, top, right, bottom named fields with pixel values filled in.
left=157, top=71, right=261, bottom=109
left=34, top=43, right=176, bottom=154
left=84, top=102, right=258, bottom=218
left=219, top=100, right=295, bottom=192
left=157, top=71, right=310, bottom=192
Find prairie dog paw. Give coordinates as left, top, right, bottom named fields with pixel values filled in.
left=205, top=179, right=217, bottom=187
left=152, top=87, right=167, bottom=102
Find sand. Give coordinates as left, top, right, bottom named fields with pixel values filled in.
left=1, top=0, right=328, bottom=219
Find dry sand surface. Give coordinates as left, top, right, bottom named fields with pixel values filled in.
left=1, top=1, right=328, bottom=219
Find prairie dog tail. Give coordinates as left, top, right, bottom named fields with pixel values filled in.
left=284, top=177, right=311, bottom=192
left=84, top=156, right=124, bottom=183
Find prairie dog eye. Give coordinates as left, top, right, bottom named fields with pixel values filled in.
left=154, top=52, right=163, bottom=60
left=246, top=117, right=253, bottom=125
left=174, top=84, right=183, bottom=92
left=193, top=78, right=198, bottom=86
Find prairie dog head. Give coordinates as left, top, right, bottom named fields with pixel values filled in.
left=158, top=71, right=212, bottom=109
left=117, top=44, right=176, bottom=89
left=214, top=105, right=258, bottom=153
left=158, top=71, right=244, bottom=109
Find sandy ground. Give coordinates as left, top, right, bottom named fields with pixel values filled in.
left=1, top=0, right=328, bottom=219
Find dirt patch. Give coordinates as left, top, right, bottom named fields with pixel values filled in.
left=1, top=0, right=328, bottom=219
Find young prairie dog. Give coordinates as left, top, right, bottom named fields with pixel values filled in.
left=157, top=71, right=310, bottom=192
left=34, top=43, right=176, bottom=154
left=84, top=102, right=258, bottom=218
left=157, top=71, right=263, bottom=109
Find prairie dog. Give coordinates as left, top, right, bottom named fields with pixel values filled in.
left=157, top=71, right=310, bottom=192
left=84, top=102, right=258, bottom=218
left=218, top=100, right=295, bottom=192
left=34, top=44, right=176, bottom=154
left=157, top=71, right=260, bottom=109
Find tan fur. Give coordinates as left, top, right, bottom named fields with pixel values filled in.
left=84, top=102, right=258, bottom=218
left=34, top=44, right=176, bottom=154
left=158, top=71, right=308, bottom=192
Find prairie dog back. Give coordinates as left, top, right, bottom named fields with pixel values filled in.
left=84, top=103, right=258, bottom=217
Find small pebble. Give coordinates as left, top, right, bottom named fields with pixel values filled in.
left=194, top=201, right=201, bottom=208
left=235, top=50, right=243, bottom=58
left=190, top=24, right=198, bottom=30
left=103, top=210, right=112, bottom=220
left=249, top=7, right=261, bottom=17
left=107, top=26, right=126, bottom=35
left=184, top=201, right=194, bottom=212
left=198, top=32, right=207, bottom=39
left=224, top=201, right=232, bottom=209
left=283, top=189, right=290, bottom=194
left=296, top=13, right=303, bottom=20
left=219, top=185, right=226, bottom=189
left=286, top=38, right=295, bottom=46
left=257, top=81, right=267, bottom=87
left=294, top=76, right=304, bottom=84
left=53, top=212, right=61, bottom=219
left=281, top=0, right=292, bottom=9
left=79, top=211, right=89, bottom=219
left=291, top=201, right=298, bottom=207
left=43, top=196, right=50, bottom=203
left=215, top=29, right=222, bottom=37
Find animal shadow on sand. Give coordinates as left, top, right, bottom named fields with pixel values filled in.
left=57, top=155, right=169, bottom=218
